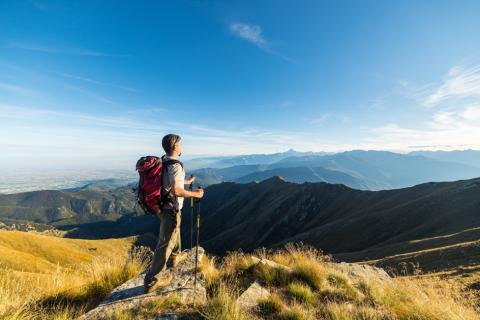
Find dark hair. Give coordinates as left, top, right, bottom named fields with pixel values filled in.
left=162, top=134, right=181, bottom=154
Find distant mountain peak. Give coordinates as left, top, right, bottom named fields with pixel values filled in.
left=259, top=175, right=287, bottom=184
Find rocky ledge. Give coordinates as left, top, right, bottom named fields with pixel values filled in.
left=80, top=247, right=206, bottom=320
left=81, top=248, right=392, bottom=319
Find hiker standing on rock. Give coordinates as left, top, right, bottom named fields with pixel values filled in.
left=143, top=134, right=204, bottom=293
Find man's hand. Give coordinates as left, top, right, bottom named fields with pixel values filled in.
left=185, top=175, right=196, bottom=185
left=172, top=179, right=204, bottom=199
left=195, top=188, right=204, bottom=199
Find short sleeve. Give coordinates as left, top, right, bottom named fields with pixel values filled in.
left=168, top=163, right=185, bottom=187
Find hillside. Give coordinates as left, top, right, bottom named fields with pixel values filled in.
left=0, top=230, right=135, bottom=273
left=194, top=176, right=480, bottom=272
left=0, top=185, right=136, bottom=226
left=0, top=230, right=143, bottom=318
left=2, top=174, right=480, bottom=276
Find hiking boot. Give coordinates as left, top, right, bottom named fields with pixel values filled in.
left=171, top=251, right=188, bottom=268
left=144, top=273, right=173, bottom=294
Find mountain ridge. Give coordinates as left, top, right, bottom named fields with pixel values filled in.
left=190, top=150, right=480, bottom=190
left=196, top=176, right=480, bottom=270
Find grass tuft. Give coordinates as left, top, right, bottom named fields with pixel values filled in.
left=201, top=284, right=250, bottom=320
left=279, top=303, right=313, bottom=320
left=201, top=254, right=221, bottom=294
left=287, top=282, right=315, bottom=305
left=291, top=259, right=326, bottom=291
left=321, top=302, right=392, bottom=320
left=257, top=293, right=285, bottom=316
left=319, top=272, right=364, bottom=303
left=254, top=263, right=291, bottom=287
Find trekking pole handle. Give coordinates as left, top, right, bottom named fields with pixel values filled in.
left=196, top=186, right=203, bottom=203
left=189, top=175, right=194, bottom=206
left=189, top=174, right=194, bottom=186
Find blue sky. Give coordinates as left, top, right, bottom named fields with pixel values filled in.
left=1, top=0, right=480, bottom=169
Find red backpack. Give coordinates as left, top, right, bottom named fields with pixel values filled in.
left=135, top=155, right=183, bottom=215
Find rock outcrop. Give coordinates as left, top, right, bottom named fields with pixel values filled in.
left=250, top=256, right=293, bottom=272
left=80, top=248, right=392, bottom=319
left=326, top=261, right=392, bottom=283
left=81, top=247, right=206, bottom=320
left=237, top=280, right=270, bottom=309
left=251, top=256, right=391, bottom=284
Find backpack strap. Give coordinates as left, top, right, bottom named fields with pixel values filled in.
left=162, top=159, right=183, bottom=169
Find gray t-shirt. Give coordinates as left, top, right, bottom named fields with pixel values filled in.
left=162, top=155, right=185, bottom=210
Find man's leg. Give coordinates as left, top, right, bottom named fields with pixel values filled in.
left=144, top=210, right=178, bottom=287
left=171, top=211, right=182, bottom=256
left=169, top=211, right=188, bottom=268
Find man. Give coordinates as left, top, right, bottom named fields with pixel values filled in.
left=144, top=133, right=204, bottom=293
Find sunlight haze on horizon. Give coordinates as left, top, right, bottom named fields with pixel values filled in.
left=1, top=0, right=480, bottom=169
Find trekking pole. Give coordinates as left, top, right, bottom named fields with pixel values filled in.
left=189, top=175, right=194, bottom=249
left=194, top=186, right=202, bottom=290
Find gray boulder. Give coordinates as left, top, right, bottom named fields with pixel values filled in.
left=237, top=280, right=270, bottom=309
left=326, top=261, right=392, bottom=283
left=80, top=247, right=206, bottom=319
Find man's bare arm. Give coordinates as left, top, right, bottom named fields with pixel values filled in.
left=173, top=179, right=204, bottom=198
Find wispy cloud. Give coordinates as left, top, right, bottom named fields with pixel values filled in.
left=56, top=72, right=136, bottom=92
left=0, top=103, right=339, bottom=166
left=6, top=42, right=130, bottom=58
left=349, top=61, right=480, bottom=151
left=0, top=81, right=38, bottom=96
left=126, top=107, right=168, bottom=115
left=64, top=84, right=114, bottom=105
left=0, top=104, right=148, bottom=130
left=424, top=64, right=480, bottom=106
left=309, top=113, right=331, bottom=126
left=229, top=22, right=294, bottom=62
left=366, top=104, right=480, bottom=151
left=230, top=23, right=268, bottom=50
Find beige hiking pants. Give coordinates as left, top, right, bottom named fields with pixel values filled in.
left=144, top=209, right=181, bottom=286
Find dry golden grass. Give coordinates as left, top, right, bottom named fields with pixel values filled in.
left=218, top=251, right=256, bottom=278
left=201, top=244, right=480, bottom=320
left=2, top=232, right=478, bottom=320
left=201, top=254, right=220, bottom=291
left=201, top=283, right=250, bottom=320
left=370, top=276, right=480, bottom=320
left=258, top=293, right=286, bottom=316
left=287, top=282, right=315, bottom=305
left=0, top=230, right=148, bottom=319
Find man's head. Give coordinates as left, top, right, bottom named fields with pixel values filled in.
left=162, top=134, right=182, bottom=157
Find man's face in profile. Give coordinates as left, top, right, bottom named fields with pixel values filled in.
left=175, top=141, right=182, bottom=157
